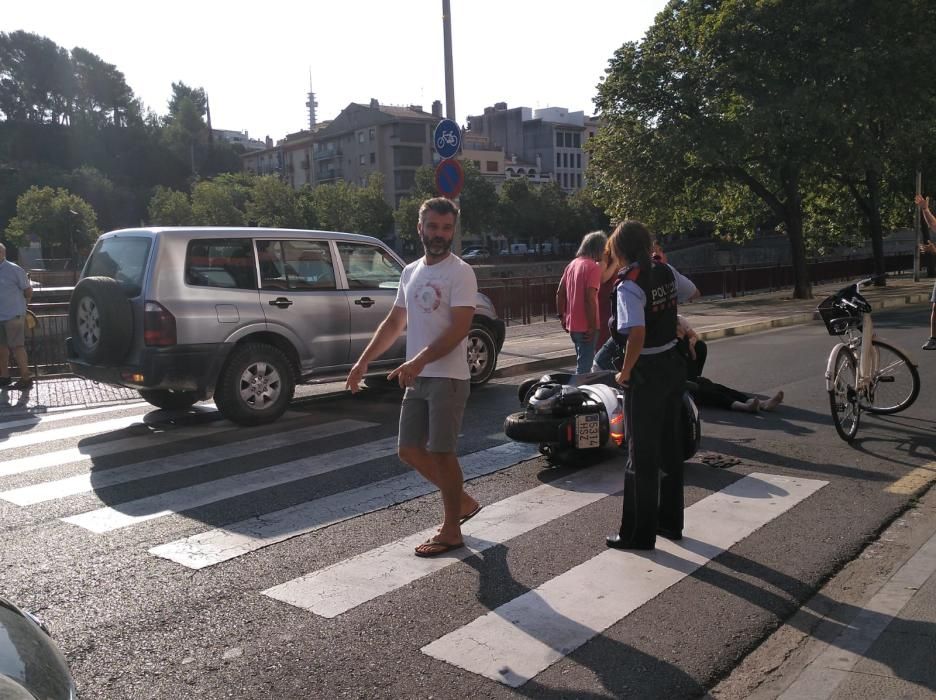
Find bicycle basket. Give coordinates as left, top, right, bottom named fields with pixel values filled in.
left=817, top=294, right=861, bottom=336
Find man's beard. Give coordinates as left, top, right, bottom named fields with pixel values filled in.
left=421, top=234, right=452, bottom=257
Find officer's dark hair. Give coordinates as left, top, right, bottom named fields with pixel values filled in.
left=608, top=220, right=653, bottom=295
left=418, top=197, right=459, bottom=227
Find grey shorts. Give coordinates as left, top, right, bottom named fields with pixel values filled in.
left=0, top=316, right=25, bottom=348
left=398, top=377, right=470, bottom=453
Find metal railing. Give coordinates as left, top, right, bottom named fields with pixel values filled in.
left=10, top=254, right=921, bottom=378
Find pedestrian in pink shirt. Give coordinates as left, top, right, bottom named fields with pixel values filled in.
left=556, top=231, right=607, bottom=374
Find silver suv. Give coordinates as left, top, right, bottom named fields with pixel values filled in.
left=66, top=228, right=505, bottom=425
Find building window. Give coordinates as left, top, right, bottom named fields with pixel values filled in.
left=556, top=153, right=561, bottom=167
left=562, top=153, right=568, bottom=168
left=577, top=173, right=582, bottom=188
left=564, top=133, right=573, bottom=147
left=576, top=153, right=581, bottom=169
left=358, top=131, right=366, bottom=143
left=555, top=132, right=563, bottom=147
left=573, top=133, right=581, bottom=148
left=370, top=152, right=376, bottom=164
left=486, top=160, right=498, bottom=172
left=369, top=128, right=376, bottom=141
left=360, top=154, right=366, bottom=165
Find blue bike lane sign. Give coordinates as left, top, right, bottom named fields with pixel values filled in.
left=434, top=119, right=461, bottom=159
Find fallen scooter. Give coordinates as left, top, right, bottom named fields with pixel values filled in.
left=503, top=370, right=701, bottom=465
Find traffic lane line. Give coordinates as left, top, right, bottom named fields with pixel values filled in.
left=886, top=463, right=936, bottom=496
left=421, top=473, right=828, bottom=688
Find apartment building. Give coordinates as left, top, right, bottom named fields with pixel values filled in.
left=465, top=103, right=590, bottom=192
left=242, top=100, right=441, bottom=207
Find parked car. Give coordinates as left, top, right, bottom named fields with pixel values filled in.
left=0, top=595, right=77, bottom=699
left=66, top=228, right=506, bottom=425
left=462, top=248, right=490, bottom=262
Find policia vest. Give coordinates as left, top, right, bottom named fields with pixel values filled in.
left=608, top=261, right=679, bottom=355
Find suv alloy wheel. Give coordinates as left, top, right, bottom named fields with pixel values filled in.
left=214, top=343, right=296, bottom=425
left=467, top=325, right=497, bottom=385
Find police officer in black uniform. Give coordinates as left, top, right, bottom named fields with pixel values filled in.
left=604, top=221, right=699, bottom=550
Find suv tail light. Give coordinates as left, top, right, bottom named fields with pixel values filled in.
left=144, top=301, right=177, bottom=346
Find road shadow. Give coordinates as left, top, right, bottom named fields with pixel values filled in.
left=459, top=544, right=706, bottom=698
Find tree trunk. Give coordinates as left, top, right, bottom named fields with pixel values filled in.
left=864, top=170, right=886, bottom=285
left=783, top=170, right=812, bottom=299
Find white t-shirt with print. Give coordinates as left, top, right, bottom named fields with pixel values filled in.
left=394, top=254, right=478, bottom=380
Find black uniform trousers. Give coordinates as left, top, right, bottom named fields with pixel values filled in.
left=618, top=347, right=687, bottom=547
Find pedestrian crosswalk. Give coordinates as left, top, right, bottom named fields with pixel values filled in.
left=0, top=400, right=830, bottom=690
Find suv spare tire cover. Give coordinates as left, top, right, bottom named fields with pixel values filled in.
left=69, top=276, right=133, bottom=364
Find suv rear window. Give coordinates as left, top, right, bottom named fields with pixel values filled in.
left=83, top=236, right=152, bottom=295
left=185, top=239, right=257, bottom=290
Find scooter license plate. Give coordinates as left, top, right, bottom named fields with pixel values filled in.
left=574, top=413, right=601, bottom=449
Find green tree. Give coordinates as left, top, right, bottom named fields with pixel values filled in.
left=162, top=95, right=204, bottom=174
left=393, top=165, right=437, bottom=242
left=311, top=180, right=357, bottom=231
left=4, top=185, right=98, bottom=258
left=351, top=172, right=394, bottom=237
left=0, top=31, right=74, bottom=123
left=592, top=0, right=849, bottom=298
left=165, top=82, right=207, bottom=123
left=296, top=186, right=320, bottom=230
left=191, top=180, right=244, bottom=226
left=497, top=178, right=542, bottom=243
left=458, top=161, right=498, bottom=238
left=246, top=176, right=302, bottom=228
left=70, top=46, right=138, bottom=127
left=147, top=186, right=192, bottom=225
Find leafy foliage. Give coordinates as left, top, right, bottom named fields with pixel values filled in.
left=4, top=185, right=98, bottom=257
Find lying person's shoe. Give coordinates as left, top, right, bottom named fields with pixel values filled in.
left=923, top=337, right=936, bottom=350
left=10, top=378, right=33, bottom=391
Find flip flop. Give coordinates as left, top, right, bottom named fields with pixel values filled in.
left=414, top=538, right=465, bottom=558
left=459, top=503, right=482, bottom=525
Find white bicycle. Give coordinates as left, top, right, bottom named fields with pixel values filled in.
left=820, top=275, right=921, bottom=442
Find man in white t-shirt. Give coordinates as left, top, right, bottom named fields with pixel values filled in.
left=346, top=198, right=480, bottom=557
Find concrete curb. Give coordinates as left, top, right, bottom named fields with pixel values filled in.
left=491, top=293, right=932, bottom=380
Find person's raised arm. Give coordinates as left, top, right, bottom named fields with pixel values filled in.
left=915, top=195, right=936, bottom=234
left=346, top=305, right=407, bottom=393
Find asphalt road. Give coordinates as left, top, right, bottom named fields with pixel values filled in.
left=1, top=305, right=933, bottom=699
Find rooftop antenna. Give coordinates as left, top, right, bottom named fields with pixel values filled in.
left=305, top=68, right=318, bottom=130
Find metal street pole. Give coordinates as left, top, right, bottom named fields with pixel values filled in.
left=914, top=160, right=921, bottom=282
left=441, top=0, right=461, bottom=254
left=442, top=0, right=456, bottom=121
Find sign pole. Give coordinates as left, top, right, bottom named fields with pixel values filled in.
left=441, top=0, right=460, bottom=254
left=915, top=157, right=921, bottom=282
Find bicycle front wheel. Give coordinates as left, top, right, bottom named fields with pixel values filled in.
left=862, top=340, right=920, bottom=414
left=829, top=345, right=860, bottom=442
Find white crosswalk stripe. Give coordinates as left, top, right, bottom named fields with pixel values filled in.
left=0, top=413, right=168, bottom=452
left=61, top=436, right=404, bottom=532
left=421, top=473, right=827, bottom=687
left=0, top=401, right=147, bottom=430
left=151, top=441, right=537, bottom=569
left=0, top=419, right=377, bottom=505
left=262, top=461, right=621, bottom=616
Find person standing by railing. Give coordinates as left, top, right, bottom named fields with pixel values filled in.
left=556, top=231, right=607, bottom=374
left=0, top=242, right=34, bottom=390
left=914, top=195, right=936, bottom=350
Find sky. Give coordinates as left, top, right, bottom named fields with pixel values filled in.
left=5, top=0, right=669, bottom=141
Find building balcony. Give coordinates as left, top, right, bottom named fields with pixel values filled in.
left=317, top=169, right=344, bottom=183
left=313, top=148, right=343, bottom=161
